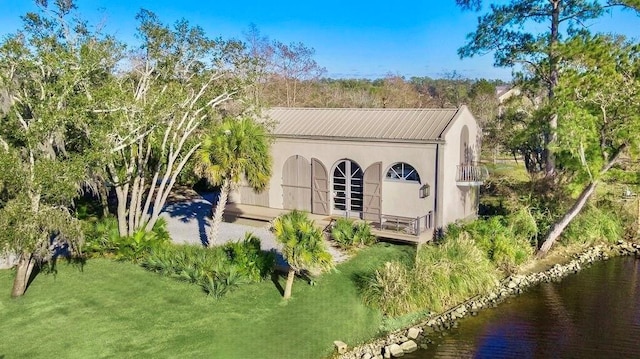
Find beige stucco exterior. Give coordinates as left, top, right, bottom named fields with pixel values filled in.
left=438, top=107, right=482, bottom=226
left=238, top=106, right=483, bottom=232
left=267, top=138, right=438, bottom=219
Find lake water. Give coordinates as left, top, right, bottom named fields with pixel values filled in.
left=405, top=256, right=640, bottom=359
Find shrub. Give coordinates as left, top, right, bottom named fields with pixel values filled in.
left=363, top=234, right=499, bottom=317
left=331, top=218, right=355, bottom=249
left=331, top=218, right=377, bottom=249
left=353, top=222, right=377, bottom=246
left=562, top=204, right=625, bottom=245
left=142, top=235, right=275, bottom=297
left=465, top=216, right=533, bottom=274
left=223, top=233, right=276, bottom=282
left=200, top=265, right=246, bottom=298
left=442, top=211, right=535, bottom=274
left=509, top=206, right=539, bottom=247
left=84, top=216, right=120, bottom=256
left=84, top=217, right=171, bottom=262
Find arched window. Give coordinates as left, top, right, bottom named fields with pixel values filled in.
left=333, top=159, right=363, bottom=213
left=386, top=163, right=420, bottom=183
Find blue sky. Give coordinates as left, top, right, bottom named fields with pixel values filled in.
left=1, top=0, right=639, bottom=80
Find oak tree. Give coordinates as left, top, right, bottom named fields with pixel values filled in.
left=0, top=0, right=117, bottom=296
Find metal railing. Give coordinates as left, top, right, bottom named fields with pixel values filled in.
left=376, top=211, right=433, bottom=236
left=333, top=211, right=434, bottom=237
left=456, top=163, right=489, bottom=184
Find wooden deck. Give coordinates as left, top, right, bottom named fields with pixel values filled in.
left=224, top=203, right=432, bottom=244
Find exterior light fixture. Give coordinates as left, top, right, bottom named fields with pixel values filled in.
left=420, top=183, right=430, bottom=198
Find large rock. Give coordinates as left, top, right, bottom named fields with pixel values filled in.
left=388, top=343, right=404, bottom=357
left=383, top=346, right=391, bottom=359
left=407, top=327, right=421, bottom=340
left=400, top=340, right=418, bottom=353
left=334, top=340, right=347, bottom=354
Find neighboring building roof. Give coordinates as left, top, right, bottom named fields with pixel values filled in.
left=266, top=106, right=468, bottom=143
left=497, top=86, right=521, bottom=103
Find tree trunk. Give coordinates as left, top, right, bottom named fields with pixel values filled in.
left=537, top=144, right=626, bottom=257
left=545, top=1, right=560, bottom=178
left=283, top=268, right=295, bottom=299
left=128, top=175, right=141, bottom=236
left=637, top=196, right=640, bottom=237
left=208, top=180, right=230, bottom=247
left=99, top=184, right=110, bottom=218
left=11, top=254, right=36, bottom=298
left=537, top=181, right=598, bottom=258
left=144, top=142, right=200, bottom=233
left=115, top=186, right=128, bottom=237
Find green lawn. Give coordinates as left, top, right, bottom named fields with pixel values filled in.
left=0, top=243, right=414, bottom=359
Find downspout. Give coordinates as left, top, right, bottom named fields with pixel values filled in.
left=434, top=142, right=445, bottom=230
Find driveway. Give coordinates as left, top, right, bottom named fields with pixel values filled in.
left=159, top=192, right=347, bottom=263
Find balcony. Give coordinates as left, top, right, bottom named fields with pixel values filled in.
left=456, top=163, right=489, bottom=186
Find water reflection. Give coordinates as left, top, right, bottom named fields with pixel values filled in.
left=407, top=257, right=640, bottom=359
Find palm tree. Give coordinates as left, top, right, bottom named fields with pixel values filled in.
left=272, top=210, right=333, bottom=299
left=196, top=117, right=272, bottom=246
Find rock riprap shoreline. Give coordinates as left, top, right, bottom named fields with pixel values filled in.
left=336, top=240, right=640, bottom=359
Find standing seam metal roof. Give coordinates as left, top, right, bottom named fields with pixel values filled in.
left=266, top=107, right=462, bottom=142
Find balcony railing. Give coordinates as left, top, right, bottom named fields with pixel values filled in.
left=456, top=164, right=489, bottom=185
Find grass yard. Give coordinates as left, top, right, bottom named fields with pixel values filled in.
left=0, top=243, right=414, bottom=359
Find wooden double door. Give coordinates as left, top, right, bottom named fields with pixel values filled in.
left=282, top=156, right=381, bottom=220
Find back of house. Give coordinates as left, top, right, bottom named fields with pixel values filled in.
left=234, top=106, right=486, bottom=240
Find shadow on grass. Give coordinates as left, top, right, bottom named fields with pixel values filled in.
left=350, top=270, right=373, bottom=296
left=271, top=272, right=285, bottom=296
left=271, top=268, right=321, bottom=298
left=24, top=252, right=87, bottom=293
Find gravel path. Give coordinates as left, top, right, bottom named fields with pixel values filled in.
left=159, top=192, right=348, bottom=263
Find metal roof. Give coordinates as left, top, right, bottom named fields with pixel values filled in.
left=266, top=107, right=463, bottom=142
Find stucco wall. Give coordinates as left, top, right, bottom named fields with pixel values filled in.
left=440, top=107, right=481, bottom=226
left=265, top=138, right=438, bottom=219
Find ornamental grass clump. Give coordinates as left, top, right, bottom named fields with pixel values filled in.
left=361, top=261, right=416, bottom=317
left=363, top=234, right=499, bottom=317
left=412, top=233, right=500, bottom=313
left=562, top=204, right=625, bottom=245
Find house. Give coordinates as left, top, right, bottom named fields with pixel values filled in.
left=231, top=106, right=487, bottom=242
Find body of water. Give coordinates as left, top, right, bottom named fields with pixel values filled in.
left=406, top=256, right=640, bottom=359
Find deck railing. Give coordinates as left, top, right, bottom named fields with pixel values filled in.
left=456, top=163, right=489, bottom=184
left=372, top=211, right=433, bottom=236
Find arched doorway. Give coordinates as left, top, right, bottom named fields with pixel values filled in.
left=460, top=125, right=471, bottom=164
left=333, top=159, right=363, bottom=217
